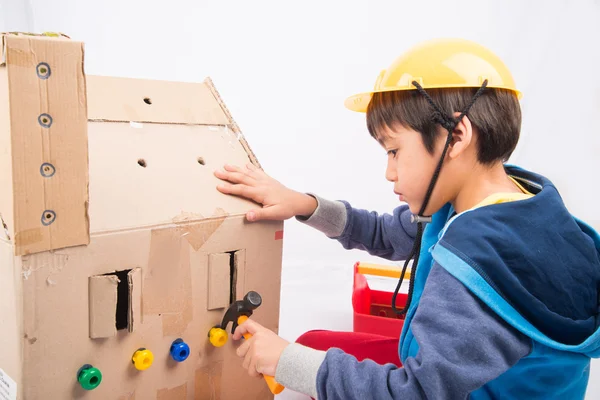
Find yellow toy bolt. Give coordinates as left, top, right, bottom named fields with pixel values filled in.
left=131, top=348, right=154, bottom=371
left=208, top=291, right=285, bottom=395
left=208, top=326, right=228, bottom=347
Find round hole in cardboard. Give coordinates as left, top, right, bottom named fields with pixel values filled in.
left=38, top=113, right=53, bottom=128
left=137, top=159, right=147, bottom=168
left=143, top=97, right=152, bottom=105
left=40, top=162, right=56, bottom=177
left=36, top=62, right=51, bottom=79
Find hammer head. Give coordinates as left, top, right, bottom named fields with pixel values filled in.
left=219, top=291, right=262, bottom=334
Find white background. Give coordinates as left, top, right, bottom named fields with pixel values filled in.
left=2, top=0, right=599, bottom=398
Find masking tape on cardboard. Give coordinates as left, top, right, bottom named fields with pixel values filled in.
left=157, top=383, right=187, bottom=400
left=143, top=227, right=193, bottom=336
left=117, top=391, right=135, bottom=400
left=195, top=361, right=223, bottom=400
left=179, top=209, right=228, bottom=252
left=14, top=228, right=43, bottom=247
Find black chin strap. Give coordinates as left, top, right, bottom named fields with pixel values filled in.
left=391, top=80, right=489, bottom=315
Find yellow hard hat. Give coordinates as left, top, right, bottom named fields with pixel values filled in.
left=345, top=38, right=521, bottom=113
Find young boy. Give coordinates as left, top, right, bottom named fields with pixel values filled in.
left=214, top=38, right=600, bottom=399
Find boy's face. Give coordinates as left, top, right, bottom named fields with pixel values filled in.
left=378, top=124, right=455, bottom=216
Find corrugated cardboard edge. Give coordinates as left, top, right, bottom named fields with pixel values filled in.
left=127, top=267, right=142, bottom=332
left=1, top=35, right=6, bottom=65
left=203, top=77, right=262, bottom=169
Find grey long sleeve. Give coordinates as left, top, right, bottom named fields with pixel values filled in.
left=296, top=194, right=417, bottom=261
left=275, top=263, right=532, bottom=399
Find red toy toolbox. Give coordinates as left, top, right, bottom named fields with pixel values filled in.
left=352, top=262, right=410, bottom=338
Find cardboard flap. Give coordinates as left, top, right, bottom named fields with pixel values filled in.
left=89, top=268, right=142, bottom=338
left=208, top=253, right=231, bottom=310
left=1, top=32, right=71, bottom=65
left=86, top=75, right=230, bottom=125
left=127, top=268, right=142, bottom=332
left=2, top=33, right=90, bottom=255
left=88, top=275, right=119, bottom=338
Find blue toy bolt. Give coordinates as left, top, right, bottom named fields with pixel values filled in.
left=169, top=338, right=190, bottom=362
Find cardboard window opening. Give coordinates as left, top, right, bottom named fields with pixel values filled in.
left=208, top=250, right=244, bottom=310
left=89, top=268, right=141, bottom=338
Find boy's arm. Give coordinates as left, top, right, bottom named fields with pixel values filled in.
left=214, top=165, right=415, bottom=260
left=274, top=263, right=532, bottom=399
left=296, top=194, right=417, bottom=261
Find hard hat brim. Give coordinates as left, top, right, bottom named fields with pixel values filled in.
left=345, top=85, right=522, bottom=113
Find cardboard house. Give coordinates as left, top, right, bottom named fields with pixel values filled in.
left=0, top=33, right=284, bottom=400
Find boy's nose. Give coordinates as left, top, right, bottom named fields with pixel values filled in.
left=385, top=161, right=397, bottom=182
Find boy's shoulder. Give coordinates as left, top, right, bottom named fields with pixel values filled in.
left=432, top=166, right=600, bottom=345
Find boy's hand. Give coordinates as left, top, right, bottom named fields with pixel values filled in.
left=214, top=163, right=317, bottom=222
left=233, top=318, right=290, bottom=378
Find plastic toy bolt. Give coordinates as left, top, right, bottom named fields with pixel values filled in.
left=208, top=291, right=285, bottom=395
left=208, top=326, right=228, bottom=347
left=169, top=338, right=190, bottom=362
left=131, top=348, right=154, bottom=370
left=77, top=364, right=102, bottom=390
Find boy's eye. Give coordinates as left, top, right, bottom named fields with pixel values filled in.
left=387, top=149, right=398, bottom=158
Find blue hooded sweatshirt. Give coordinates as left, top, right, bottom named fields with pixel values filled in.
left=274, top=165, right=600, bottom=399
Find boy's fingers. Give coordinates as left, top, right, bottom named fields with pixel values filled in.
left=248, top=354, right=260, bottom=377
left=224, top=164, right=243, bottom=173
left=244, top=163, right=265, bottom=180
left=220, top=170, right=257, bottom=186
left=217, top=183, right=257, bottom=199
left=241, top=346, right=251, bottom=369
left=247, top=206, right=283, bottom=222
left=237, top=336, right=251, bottom=356
left=233, top=318, right=259, bottom=340
left=246, top=163, right=270, bottom=180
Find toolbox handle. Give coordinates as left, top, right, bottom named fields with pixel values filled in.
left=355, top=262, right=411, bottom=280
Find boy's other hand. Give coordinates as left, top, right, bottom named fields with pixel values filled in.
left=214, top=163, right=317, bottom=222
left=233, top=318, right=289, bottom=378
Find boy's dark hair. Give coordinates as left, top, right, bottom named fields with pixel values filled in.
left=366, top=87, right=521, bottom=164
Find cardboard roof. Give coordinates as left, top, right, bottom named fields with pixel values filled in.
left=85, top=75, right=262, bottom=233
left=0, top=32, right=263, bottom=254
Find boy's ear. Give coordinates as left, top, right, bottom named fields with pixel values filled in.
left=447, top=112, right=474, bottom=160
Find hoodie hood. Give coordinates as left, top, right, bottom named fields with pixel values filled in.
left=432, top=165, right=600, bottom=356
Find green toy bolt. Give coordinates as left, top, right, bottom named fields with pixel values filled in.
left=77, top=364, right=102, bottom=390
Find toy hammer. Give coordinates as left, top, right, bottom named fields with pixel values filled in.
left=208, top=291, right=285, bottom=395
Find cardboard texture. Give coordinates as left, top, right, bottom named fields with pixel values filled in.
left=88, top=274, right=120, bottom=338
left=0, top=33, right=284, bottom=400
left=208, top=253, right=232, bottom=310
left=1, top=34, right=90, bottom=256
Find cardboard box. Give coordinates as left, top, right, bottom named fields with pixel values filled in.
left=0, top=32, right=283, bottom=399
